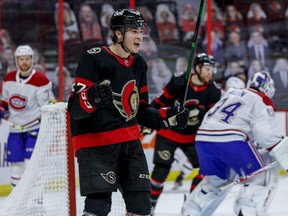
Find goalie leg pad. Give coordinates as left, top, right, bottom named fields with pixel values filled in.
left=10, top=162, right=25, bottom=187
left=269, top=137, right=288, bottom=172
left=181, top=175, right=231, bottom=216
left=234, top=156, right=279, bottom=216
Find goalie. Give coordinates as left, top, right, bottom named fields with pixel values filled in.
left=182, top=71, right=288, bottom=216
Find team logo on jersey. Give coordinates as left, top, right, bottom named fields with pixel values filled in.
left=100, top=171, right=116, bottom=184
left=113, top=80, right=139, bottom=120
left=87, top=47, right=101, bottom=54
left=9, top=95, right=27, bottom=110
left=158, top=150, right=171, bottom=161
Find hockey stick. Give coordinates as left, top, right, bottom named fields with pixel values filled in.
left=1, top=119, right=38, bottom=136
left=219, top=161, right=279, bottom=192
left=182, top=0, right=207, bottom=105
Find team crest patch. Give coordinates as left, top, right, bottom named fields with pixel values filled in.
left=87, top=47, right=101, bottom=54
left=158, top=150, right=171, bottom=160
left=100, top=171, right=116, bottom=184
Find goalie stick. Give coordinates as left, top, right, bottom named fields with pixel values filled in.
left=219, top=161, right=279, bottom=192
left=182, top=0, right=207, bottom=105
left=1, top=119, right=38, bottom=136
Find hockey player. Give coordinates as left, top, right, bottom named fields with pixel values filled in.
left=182, top=71, right=288, bottom=216
left=0, top=45, right=55, bottom=188
left=68, top=9, right=189, bottom=216
left=149, top=53, right=221, bottom=214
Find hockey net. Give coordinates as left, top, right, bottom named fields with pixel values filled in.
left=0, top=102, right=125, bottom=216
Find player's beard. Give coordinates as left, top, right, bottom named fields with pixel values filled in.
left=19, top=64, right=32, bottom=77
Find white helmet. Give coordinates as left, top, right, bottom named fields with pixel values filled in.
left=225, top=76, right=245, bottom=90
left=15, top=45, right=34, bottom=57
left=248, top=71, right=275, bottom=98
left=14, top=45, right=34, bottom=72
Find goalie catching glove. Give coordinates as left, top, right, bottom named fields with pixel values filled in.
left=158, top=106, right=189, bottom=129
left=87, top=80, right=114, bottom=108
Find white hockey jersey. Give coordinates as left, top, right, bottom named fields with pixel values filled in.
left=1, top=70, right=55, bottom=132
left=196, top=88, right=283, bottom=149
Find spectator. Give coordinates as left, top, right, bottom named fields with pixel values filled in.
left=78, top=3, right=103, bottom=42
left=0, top=29, right=15, bottom=54
left=139, top=35, right=158, bottom=62
left=247, top=31, right=270, bottom=67
left=224, top=5, right=244, bottom=34
left=247, top=59, right=267, bottom=79
left=136, top=6, right=157, bottom=40
left=175, top=56, right=188, bottom=73
left=181, top=3, right=197, bottom=42
left=1, top=47, right=17, bottom=76
left=100, top=4, right=115, bottom=44
left=224, top=31, right=247, bottom=66
left=150, top=58, right=173, bottom=93
left=247, top=3, right=268, bottom=33
left=272, top=58, right=288, bottom=108
left=202, top=31, right=225, bottom=66
left=155, top=4, right=179, bottom=42
left=54, top=2, right=80, bottom=42
left=223, top=60, right=245, bottom=78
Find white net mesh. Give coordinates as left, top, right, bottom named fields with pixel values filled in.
left=0, top=102, right=125, bottom=216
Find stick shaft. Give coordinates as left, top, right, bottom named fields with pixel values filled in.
left=182, top=0, right=207, bottom=105
left=1, top=119, right=38, bottom=136
left=219, top=161, right=278, bottom=192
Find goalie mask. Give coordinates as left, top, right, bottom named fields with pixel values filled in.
left=248, top=71, right=275, bottom=98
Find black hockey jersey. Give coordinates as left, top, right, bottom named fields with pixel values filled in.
left=152, top=71, right=221, bottom=143
left=68, top=46, right=161, bottom=153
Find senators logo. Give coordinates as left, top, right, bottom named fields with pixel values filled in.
left=9, top=95, right=27, bottom=110
left=100, top=171, right=116, bottom=184
left=158, top=150, right=171, bottom=160
left=113, top=80, right=139, bottom=120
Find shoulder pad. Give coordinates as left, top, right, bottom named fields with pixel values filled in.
left=174, top=71, right=185, bottom=77
left=87, top=47, right=101, bottom=54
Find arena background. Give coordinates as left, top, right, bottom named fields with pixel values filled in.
left=0, top=0, right=287, bottom=195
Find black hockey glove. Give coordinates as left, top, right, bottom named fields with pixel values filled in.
left=87, top=80, right=114, bottom=108
left=158, top=106, right=189, bottom=129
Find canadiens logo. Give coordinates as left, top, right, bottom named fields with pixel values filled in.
left=9, top=95, right=27, bottom=110
left=113, top=80, right=139, bottom=120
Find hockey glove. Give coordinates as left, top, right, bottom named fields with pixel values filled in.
left=0, top=106, right=5, bottom=121
left=159, top=106, right=189, bottom=129
left=87, top=80, right=114, bottom=108
left=186, top=104, right=206, bottom=126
